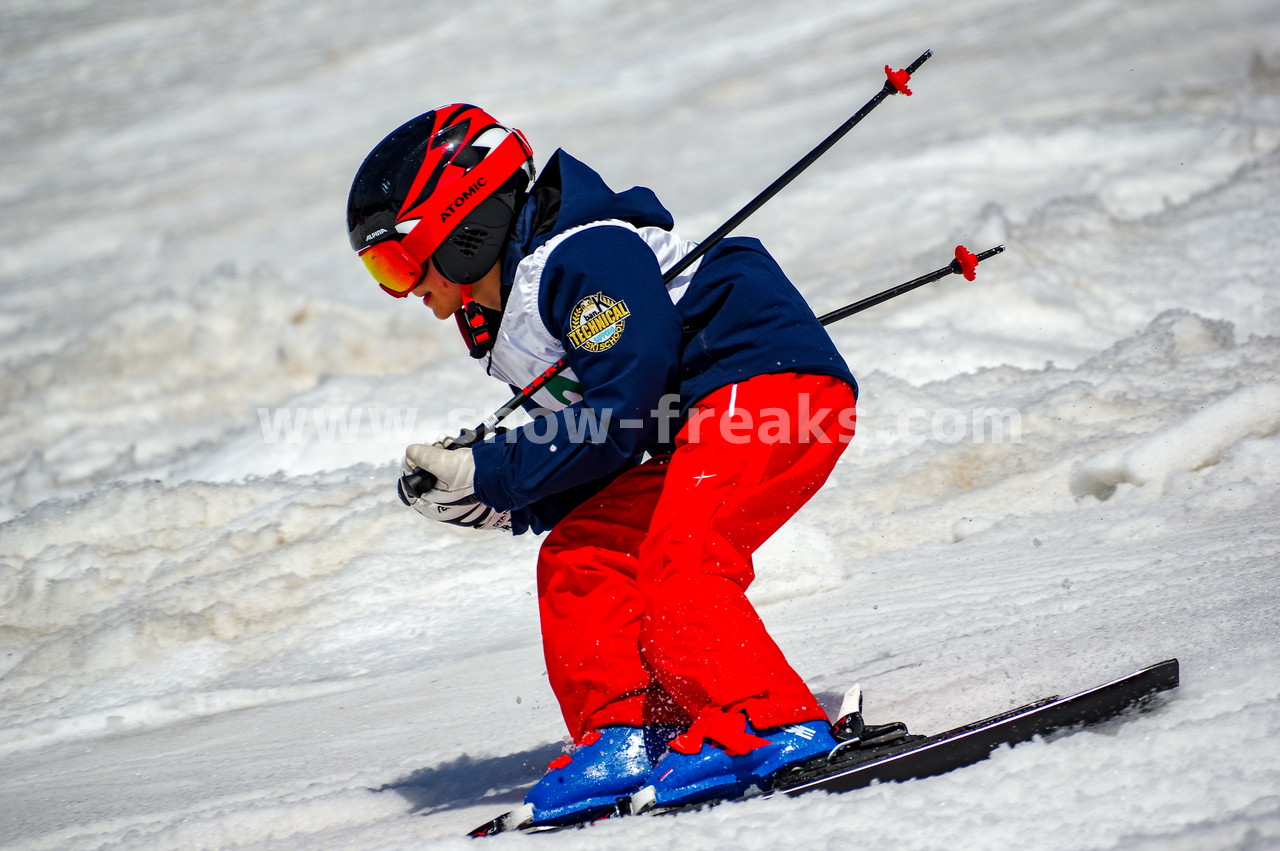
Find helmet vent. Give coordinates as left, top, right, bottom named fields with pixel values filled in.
left=452, top=145, right=485, bottom=169
left=450, top=228, right=489, bottom=258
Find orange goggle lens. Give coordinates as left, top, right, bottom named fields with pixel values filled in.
left=358, top=240, right=423, bottom=297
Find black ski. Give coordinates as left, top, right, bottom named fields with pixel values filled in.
left=467, top=659, right=1179, bottom=837
left=773, top=657, right=1179, bottom=797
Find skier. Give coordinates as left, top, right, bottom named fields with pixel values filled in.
left=346, top=104, right=858, bottom=825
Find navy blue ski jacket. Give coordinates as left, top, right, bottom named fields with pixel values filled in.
left=471, top=151, right=855, bottom=534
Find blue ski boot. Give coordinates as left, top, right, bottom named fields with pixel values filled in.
left=631, top=711, right=836, bottom=813
left=515, top=724, right=683, bottom=827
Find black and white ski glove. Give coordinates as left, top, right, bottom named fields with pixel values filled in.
left=398, top=440, right=511, bottom=532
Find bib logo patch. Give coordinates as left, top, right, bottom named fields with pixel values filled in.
left=567, top=292, right=631, bottom=352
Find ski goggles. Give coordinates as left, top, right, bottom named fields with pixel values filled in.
left=359, top=130, right=533, bottom=298
left=358, top=239, right=423, bottom=298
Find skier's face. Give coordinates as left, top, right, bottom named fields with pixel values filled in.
left=411, top=258, right=463, bottom=320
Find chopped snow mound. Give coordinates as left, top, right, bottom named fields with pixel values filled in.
left=1072, top=381, right=1280, bottom=500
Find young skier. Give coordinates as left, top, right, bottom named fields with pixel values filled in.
left=346, top=104, right=858, bottom=825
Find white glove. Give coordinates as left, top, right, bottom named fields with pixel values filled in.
left=405, top=442, right=476, bottom=498
left=399, top=441, right=511, bottom=532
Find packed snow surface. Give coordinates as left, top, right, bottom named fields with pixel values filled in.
left=2, top=0, right=1279, bottom=848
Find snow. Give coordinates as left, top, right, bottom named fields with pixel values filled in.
left=2, top=0, right=1279, bottom=847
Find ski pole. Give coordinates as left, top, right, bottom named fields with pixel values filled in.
left=465, top=239, right=996, bottom=453
left=400, top=243, right=999, bottom=500
left=660, top=49, right=932, bottom=285
left=818, top=244, right=1004, bottom=326
left=448, top=51, right=934, bottom=449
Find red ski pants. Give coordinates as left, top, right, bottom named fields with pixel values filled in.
left=537, top=372, right=857, bottom=741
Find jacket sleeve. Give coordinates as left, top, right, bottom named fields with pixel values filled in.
left=471, top=225, right=682, bottom=520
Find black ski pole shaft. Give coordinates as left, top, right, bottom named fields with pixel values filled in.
left=818, top=244, right=1004, bottom=326
left=451, top=51, right=932, bottom=447
left=660, top=49, right=932, bottom=285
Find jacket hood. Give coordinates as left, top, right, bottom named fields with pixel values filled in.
left=504, top=150, right=674, bottom=281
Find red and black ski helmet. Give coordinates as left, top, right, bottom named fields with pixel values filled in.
left=346, top=104, right=535, bottom=296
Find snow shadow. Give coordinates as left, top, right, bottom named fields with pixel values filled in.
left=375, top=741, right=566, bottom=813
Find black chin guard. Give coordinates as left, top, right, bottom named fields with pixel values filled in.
left=437, top=172, right=526, bottom=358
left=432, top=170, right=527, bottom=285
